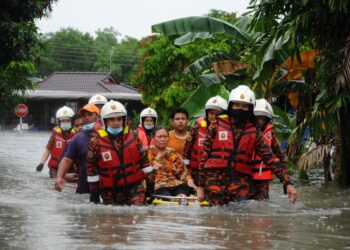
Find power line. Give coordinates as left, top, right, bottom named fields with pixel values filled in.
left=51, top=57, right=136, bottom=66
left=46, top=53, right=139, bottom=63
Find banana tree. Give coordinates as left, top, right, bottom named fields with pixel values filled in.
left=248, top=0, right=350, bottom=185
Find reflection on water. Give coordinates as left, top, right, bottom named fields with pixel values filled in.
left=0, top=131, right=350, bottom=249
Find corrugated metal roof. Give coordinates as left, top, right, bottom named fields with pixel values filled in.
left=35, top=72, right=138, bottom=94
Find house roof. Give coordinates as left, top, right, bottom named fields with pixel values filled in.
left=26, top=72, right=141, bottom=100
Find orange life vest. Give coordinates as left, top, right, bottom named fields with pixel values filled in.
left=204, top=114, right=256, bottom=176
left=252, top=123, right=274, bottom=180
left=190, top=117, right=207, bottom=170
left=96, top=127, right=144, bottom=188
left=48, top=127, right=75, bottom=169
left=137, top=125, right=154, bottom=148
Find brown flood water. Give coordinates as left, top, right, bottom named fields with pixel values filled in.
left=0, top=131, right=349, bottom=249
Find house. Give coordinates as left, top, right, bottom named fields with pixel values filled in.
left=7, top=72, right=145, bottom=130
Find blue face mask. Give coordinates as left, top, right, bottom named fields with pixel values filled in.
left=144, top=125, right=154, bottom=130
left=60, top=122, right=72, bottom=131
left=107, top=126, right=123, bottom=135
left=83, top=122, right=95, bottom=131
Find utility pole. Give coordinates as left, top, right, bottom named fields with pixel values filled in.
left=109, top=50, right=113, bottom=73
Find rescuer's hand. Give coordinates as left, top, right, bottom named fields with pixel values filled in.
left=287, top=184, right=297, bottom=203
left=197, top=187, right=205, bottom=202
left=36, top=163, right=44, bottom=172
left=55, top=177, right=65, bottom=192
left=64, top=173, right=78, bottom=183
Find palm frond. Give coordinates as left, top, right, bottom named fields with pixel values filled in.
left=296, top=144, right=329, bottom=171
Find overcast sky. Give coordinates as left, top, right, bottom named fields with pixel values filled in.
left=36, top=0, right=250, bottom=39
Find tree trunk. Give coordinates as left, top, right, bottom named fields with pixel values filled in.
left=335, top=107, right=350, bottom=185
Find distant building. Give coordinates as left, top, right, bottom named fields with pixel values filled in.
left=5, top=72, right=144, bottom=130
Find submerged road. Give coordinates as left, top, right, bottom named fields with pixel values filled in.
left=0, top=131, right=349, bottom=249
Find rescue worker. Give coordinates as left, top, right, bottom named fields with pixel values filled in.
left=197, top=85, right=297, bottom=205
left=86, top=100, right=150, bottom=205
left=88, top=94, right=108, bottom=111
left=137, top=107, right=157, bottom=149
left=168, top=108, right=190, bottom=155
left=88, top=94, right=108, bottom=129
left=36, top=106, right=75, bottom=178
left=183, top=95, right=228, bottom=185
left=145, top=126, right=197, bottom=198
left=55, top=104, right=100, bottom=194
left=250, top=98, right=290, bottom=200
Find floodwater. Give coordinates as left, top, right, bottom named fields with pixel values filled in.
left=0, top=131, right=349, bottom=250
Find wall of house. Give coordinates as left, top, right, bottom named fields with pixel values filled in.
left=2, top=99, right=145, bottom=131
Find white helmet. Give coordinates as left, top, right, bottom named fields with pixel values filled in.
left=254, top=99, right=273, bottom=119
left=88, top=94, right=108, bottom=105
left=205, top=95, right=228, bottom=111
left=56, top=106, right=74, bottom=122
left=100, top=100, right=127, bottom=128
left=228, top=85, right=255, bottom=107
left=140, top=107, right=158, bottom=125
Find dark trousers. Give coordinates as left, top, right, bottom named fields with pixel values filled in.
left=154, top=183, right=191, bottom=198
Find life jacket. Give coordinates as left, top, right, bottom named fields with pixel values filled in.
left=203, top=114, right=256, bottom=176
left=190, top=117, right=207, bottom=170
left=137, top=125, right=154, bottom=148
left=252, top=123, right=274, bottom=181
left=96, top=126, right=144, bottom=188
left=48, top=127, right=75, bottom=169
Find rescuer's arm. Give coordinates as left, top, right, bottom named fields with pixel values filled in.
left=55, top=157, right=74, bottom=192
left=197, top=122, right=217, bottom=201
left=36, top=133, right=55, bottom=171
left=87, top=137, right=101, bottom=203
left=256, top=130, right=297, bottom=203
left=182, top=124, right=198, bottom=167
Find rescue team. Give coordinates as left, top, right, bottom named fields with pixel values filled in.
left=36, top=85, right=297, bottom=206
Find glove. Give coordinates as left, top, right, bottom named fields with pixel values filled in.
left=36, top=163, right=44, bottom=172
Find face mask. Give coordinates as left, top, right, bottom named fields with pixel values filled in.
left=229, top=109, right=250, bottom=126
left=144, top=125, right=154, bottom=131
left=107, top=126, right=123, bottom=135
left=60, top=122, right=72, bottom=131
left=83, top=122, right=95, bottom=131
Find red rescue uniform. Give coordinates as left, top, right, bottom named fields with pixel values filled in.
left=48, top=127, right=75, bottom=170
left=137, top=125, right=154, bottom=148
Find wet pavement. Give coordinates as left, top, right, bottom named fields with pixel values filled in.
left=0, top=131, right=349, bottom=249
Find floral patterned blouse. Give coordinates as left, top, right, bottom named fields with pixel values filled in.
left=147, top=146, right=192, bottom=190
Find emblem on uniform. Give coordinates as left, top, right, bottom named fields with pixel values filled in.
left=187, top=135, right=192, bottom=142
left=97, top=96, right=101, bottom=100
left=111, top=105, right=116, bottom=110
left=148, top=109, right=151, bottom=113
left=102, top=151, right=112, bottom=161
left=56, top=141, right=63, bottom=148
left=265, top=105, right=269, bottom=110
left=265, top=132, right=272, bottom=140
left=63, top=110, right=67, bottom=115
left=213, top=99, right=217, bottom=103
left=240, top=94, right=245, bottom=100
left=198, top=138, right=205, bottom=146
left=219, top=131, right=228, bottom=141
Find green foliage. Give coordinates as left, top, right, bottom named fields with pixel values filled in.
left=132, top=30, right=236, bottom=124
left=36, top=28, right=140, bottom=82
left=0, top=0, right=56, bottom=116
left=0, top=61, right=35, bottom=115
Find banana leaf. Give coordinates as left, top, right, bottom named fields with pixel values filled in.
left=272, top=80, right=311, bottom=94
left=174, top=32, right=213, bottom=46
left=198, top=73, right=223, bottom=87
left=183, top=52, right=241, bottom=75
left=181, top=84, right=229, bottom=122
left=152, top=16, right=253, bottom=44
